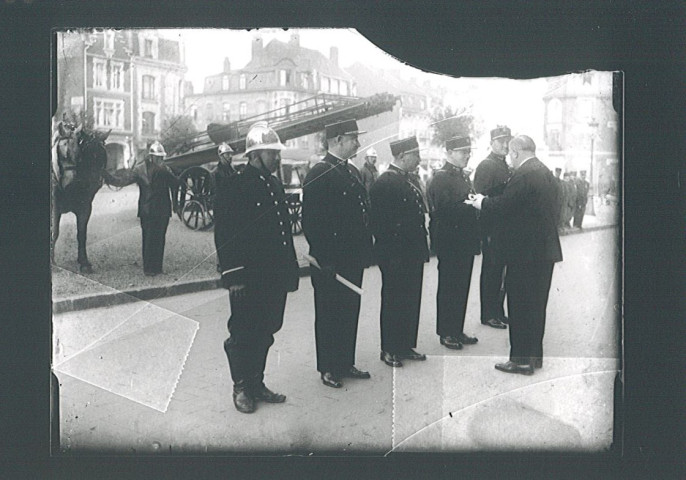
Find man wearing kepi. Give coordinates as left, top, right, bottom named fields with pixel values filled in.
left=466, top=135, right=562, bottom=375
left=370, top=136, right=429, bottom=368
left=426, top=136, right=480, bottom=351
left=473, top=126, right=513, bottom=329
left=302, top=119, right=373, bottom=389
left=214, top=122, right=299, bottom=413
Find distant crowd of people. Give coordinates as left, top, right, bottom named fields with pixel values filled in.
left=554, top=168, right=590, bottom=231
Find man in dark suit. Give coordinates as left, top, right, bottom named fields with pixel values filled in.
left=213, top=142, right=237, bottom=189
left=370, top=136, right=429, bottom=368
left=467, top=135, right=563, bottom=375
left=426, top=136, right=480, bottom=350
left=473, top=126, right=512, bottom=329
left=573, top=170, right=590, bottom=228
left=214, top=122, right=299, bottom=413
left=131, top=141, right=179, bottom=276
left=302, top=119, right=373, bottom=389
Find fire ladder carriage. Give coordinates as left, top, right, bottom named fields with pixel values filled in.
left=164, top=92, right=398, bottom=233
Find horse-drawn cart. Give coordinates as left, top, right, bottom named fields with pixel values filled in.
left=163, top=92, right=398, bottom=232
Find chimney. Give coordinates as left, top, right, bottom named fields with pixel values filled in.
left=251, top=36, right=263, bottom=60
left=290, top=32, right=300, bottom=47
left=223, top=57, right=231, bottom=73
left=329, top=46, right=338, bottom=66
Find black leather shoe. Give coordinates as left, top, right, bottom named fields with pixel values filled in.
left=494, top=361, right=534, bottom=376
left=481, top=318, right=507, bottom=329
left=253, top=384, right=286, bottom=403
left=342, top=366, right=371, bottom=379
left=232, top=390, right=256, bottom=413
left=458, top=333, right=478, bottom=345
left=399, top=348, right=426, bottom=361
left=499, top=316, right=509, bottom=325
left=321, top=372, right=343, bottom=388
left=532, top=358, right=543, bottom=369
left=380, top=351, right=403, bottom=367
left=440, top=336, right=463, bottom=350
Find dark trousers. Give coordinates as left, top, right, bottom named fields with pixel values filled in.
left=505, top=262, right=555, bottom=366
left=311, top=265, right=364, bottom=374
left=379, top=260, right=424, bottom=354
left=140, top=216, right=169, bottom=274
left=573, top=204, right=587, bottom=227
left=224, top=288, right=287, bottom=391
left=479, top=237, right=506, bottom=321
left=436, top=255, right=474, bottom=337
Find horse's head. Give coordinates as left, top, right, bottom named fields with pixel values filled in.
left=55, top=122, right=110, bottom=174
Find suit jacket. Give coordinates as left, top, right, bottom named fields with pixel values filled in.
left=133, top=160, right=179, bottom=218
left=426, top=162, right=481, bottom=257
left=369, top=164, right=429, bottom=263
left=302, top=153, right=373, bottom=269
left=474, top=151, right=511, bottom=237
left=574, top=178, right=590, bottom=207
left=213, top=163, right=299, bottom=292
left=481, top=157, right=563, bottom=265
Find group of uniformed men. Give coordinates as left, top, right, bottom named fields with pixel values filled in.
left=554, top=168, right=590, bottom=231
left=212, top=119, right=562, bottom=414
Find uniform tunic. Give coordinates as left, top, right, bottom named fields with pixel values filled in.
left=370, top=164, right=429, bottom=354
left=132, top=160, right=179, bottom=274
left=302, top=153, right=373, bottom=374
left=426, top=162, right=481, bottom=338
left=473, top=151, right=511, bottom=322
left=481, top=157, right=563, bottom=366
left=214, top=163, right=299, bottom=389
left=360, top=161, right=379, bottom=193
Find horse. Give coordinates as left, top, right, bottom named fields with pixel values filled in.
left=51, top=121, right=115, bottom=273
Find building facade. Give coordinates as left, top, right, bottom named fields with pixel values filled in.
left=184, top=33, right=357, bottom=152
left=56, top=29, right=187, bottom=170
left=542, top=71, right=619, bottom=197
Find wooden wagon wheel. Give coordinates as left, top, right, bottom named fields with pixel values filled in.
left=286, top=193, right=303, bottom=235
left=176, top=166, right=215, bottom=230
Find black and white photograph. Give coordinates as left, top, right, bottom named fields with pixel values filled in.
left=50, top=27, right=622, bottom=455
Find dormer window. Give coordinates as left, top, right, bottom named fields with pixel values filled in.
left=222, top=75, right=229, bottom=91
left=143, top=37, right=157, bottom=59
left=104, top=31, right=115, bottom=52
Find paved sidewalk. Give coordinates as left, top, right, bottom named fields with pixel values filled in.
left=52, top=210, right=617, bottom=314
left=53, top=229, right=620, bottom=454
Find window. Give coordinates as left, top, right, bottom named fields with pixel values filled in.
left=104, top=31, right=115, bottom=51
left=302, top=74, right=309, bottom=90
left=190, top=105, right=198, bottom=122
left=222, top=75, right=229, bottom=91
left=239, top=74, right=246, bottom=90
left=222, top=103, right=231, bottom=122
left=332, top=79, right=339, bottom=95
left=110, top=61, right=124, bottom=91
left=93, top=59, right=106, bottom=89
left=94, top=98, right=124, bottom=129
left=144, top=38, right=154, bottom=58
left=340, top=81, right=347, bottom=96
left=280, top=70, right=287, bottom=86
left=142, top=111, right=155, bottom=134
left=239, top=102, right=247, bottom=119
left=321, top=76, right=329, bottom=93
left=206, top=103, right=214, bottom=121
left=142, top=75, right=156, bottom=100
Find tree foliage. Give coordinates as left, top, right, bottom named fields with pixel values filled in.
left=160, top=115, right=199, bottom=156
left=430, top=106, right=475, bottom=147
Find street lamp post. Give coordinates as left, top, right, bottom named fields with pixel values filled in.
left=587, top=118, right=599, bottom=216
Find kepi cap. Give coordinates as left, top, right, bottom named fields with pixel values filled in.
left=445, top=136, right=471, bottom=151
left=390, top=136, right=420, bottom=157
left=325, top=119, right=366, bottom=139
left=490, top=126, right=512, bottom=141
